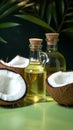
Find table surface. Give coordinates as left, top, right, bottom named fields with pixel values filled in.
left=0, top=101, right=73, bottom=130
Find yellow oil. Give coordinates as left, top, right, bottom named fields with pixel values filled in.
left=45, top=52, right=66, bottom=73
left=24, top=61, right=46, bottom=105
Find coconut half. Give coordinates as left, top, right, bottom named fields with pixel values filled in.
left=0, top=69, right=27, bottom=105
left=0, top=55, right=29, bottom=77
left=0, top=55, right=29, bottom=68
left=47, top=71, right=73, bottom=106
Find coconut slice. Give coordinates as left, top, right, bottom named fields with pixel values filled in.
left=0, top=69, right=27, bottom=105
left=47, top=71, right=73, bottom=106
left=0, top=55, right=29, bottom=77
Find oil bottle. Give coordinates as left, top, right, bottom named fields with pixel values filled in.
left=24, top=38, right=46, bottom=105
left=45, top=33, right=66, bottom=101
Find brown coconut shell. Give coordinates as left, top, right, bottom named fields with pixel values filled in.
left=0, top=98, right=24, bottom=106
left=46, top=80, right=73, bottom=106
left=0, top=62, right=24, bottom=78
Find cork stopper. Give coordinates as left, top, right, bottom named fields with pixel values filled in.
left=29, top=38, right=43, bottom=50
left=45, top=33, right=59, bottom=45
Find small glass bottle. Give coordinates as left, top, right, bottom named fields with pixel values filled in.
left=45, top=33, right=66, bottom=101
left=24, top=38, right=46, bottom=105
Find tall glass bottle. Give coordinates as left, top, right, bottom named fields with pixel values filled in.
left=24, top=38, right=46, bottom=105
left=45, top=33, right=66, bottom=101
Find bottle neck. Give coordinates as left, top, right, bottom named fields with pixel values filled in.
left=45, top=33, right=59, bottom=52
left=47, top=44, right=58, bottom=52
left=29, top=45, right=42, bottom=63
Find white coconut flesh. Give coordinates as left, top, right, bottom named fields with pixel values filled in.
left=0, top=69, right=26, bottom=102
left=48, top=71, right=73, bottom=87
left=0, top=55, right=29, bottom=68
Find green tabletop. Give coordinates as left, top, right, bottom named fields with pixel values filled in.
left=0, top=101, right=73, bottom=130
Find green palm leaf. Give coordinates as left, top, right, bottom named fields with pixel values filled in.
left=63, top=19, right=73, bottom=23
left=0, top=0, right=29, bottom=19
left=15, top=14, right=56, bottom=32
left=39, top=0, right=47, bottom=19
left=0, top=36, right=7, bottom=43
left=46, top=2, right=53, bottom=25
left=62, top=27, right=73, bottom=32
left=57, top=0, right=65, bottom=17
left=52, top=1, right=58, bottom=30
left=0, top=0, right=13, bottom=14
left=65, top=12, right=73, bottom=18
left=0, top=22, right=20, bottom=28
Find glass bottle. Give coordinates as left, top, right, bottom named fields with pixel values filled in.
left=45, top=33, right=66, bottom=101
left=24, top=38, right=46, bottom=105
